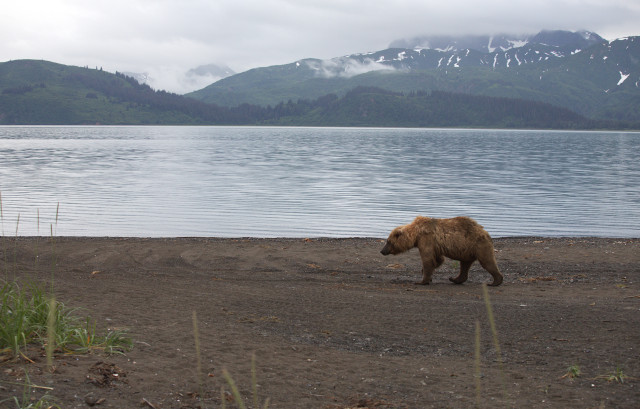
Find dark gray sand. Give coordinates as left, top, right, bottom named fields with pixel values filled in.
left=1, top=237, right=639, bottom=408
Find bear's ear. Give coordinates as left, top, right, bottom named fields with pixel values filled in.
left=394, top=228, right=403, bottom=238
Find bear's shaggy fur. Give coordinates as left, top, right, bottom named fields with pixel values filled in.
left=381, top=216, right=503, bottom=286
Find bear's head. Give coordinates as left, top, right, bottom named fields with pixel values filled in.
left=380, top=225, right=414, bottom=255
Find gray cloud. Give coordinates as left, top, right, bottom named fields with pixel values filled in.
left=305, top=57, right=401, bottom=78
left=2, top=0, right=639, bottom=93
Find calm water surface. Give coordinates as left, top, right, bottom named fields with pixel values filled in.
left=0, top=126, right=638, bottom=237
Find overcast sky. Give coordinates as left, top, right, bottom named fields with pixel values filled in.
left=2, top=0, right=639, bottom=93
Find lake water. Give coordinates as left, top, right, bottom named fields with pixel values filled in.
left=0, top=126, right=639, bottom=238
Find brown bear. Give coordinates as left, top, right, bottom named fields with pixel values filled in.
left=380, top=216, right=503, bottom=286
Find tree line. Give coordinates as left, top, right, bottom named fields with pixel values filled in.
left=1, top=67, right=636, bottom=129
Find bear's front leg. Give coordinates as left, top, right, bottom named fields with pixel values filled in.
left=416, top=254, right=442, bottom=285
left=416, top=267, right=433, bottom=285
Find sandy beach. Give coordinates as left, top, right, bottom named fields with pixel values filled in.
left=1, top=236, right=639, bottom=408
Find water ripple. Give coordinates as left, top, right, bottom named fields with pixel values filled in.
left=1, top=126, right=639, bottom=238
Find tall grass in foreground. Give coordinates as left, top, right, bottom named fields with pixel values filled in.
left=2, top=371, right=61, bottom=409
left=220, top=355, right=270, bottom=409
left=477, top=283, right=510, bottom=408
left=0, top=199, right=130, bottom=360
left=0, top=280, right=132, bottom=408
left=474, top=320, right=482, bottom=407
left=192, top=311, right=270, bottom=409
left=0, top=199, right=132, bottom=409
left=0, top=280, right=133, bottom=359
left=0, top=280, right=116, bottom=408
left=0, top=200, right=130, bottom=357
left=1, top=192, right=5, bottom=276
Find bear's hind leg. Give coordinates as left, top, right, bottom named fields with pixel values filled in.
left=449, top=260, right=473, bottom=284
left=478, top=256, right=503, bottom=286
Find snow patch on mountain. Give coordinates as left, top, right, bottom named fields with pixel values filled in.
left=618, top=71, right=630, bottom=85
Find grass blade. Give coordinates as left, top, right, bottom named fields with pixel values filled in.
left=474, top=319, right=482, bottom=408
left=481, top=283, right=509, bottom=407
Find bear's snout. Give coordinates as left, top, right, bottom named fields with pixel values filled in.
left=380, top=242, right=392, bottom=255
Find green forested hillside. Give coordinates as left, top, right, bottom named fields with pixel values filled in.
left=0, top=60, right=211, bottom=124
left=275, top=87, right=597, bottom=128
left=0, top=59, right=636, bottom=129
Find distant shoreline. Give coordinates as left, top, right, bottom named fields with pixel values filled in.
left=5, top=235, right=639, bottom=241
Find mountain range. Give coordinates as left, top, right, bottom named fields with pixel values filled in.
left=187, top=30, right=640, bottom=122
left=0, top=30, right=638, bottom=127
